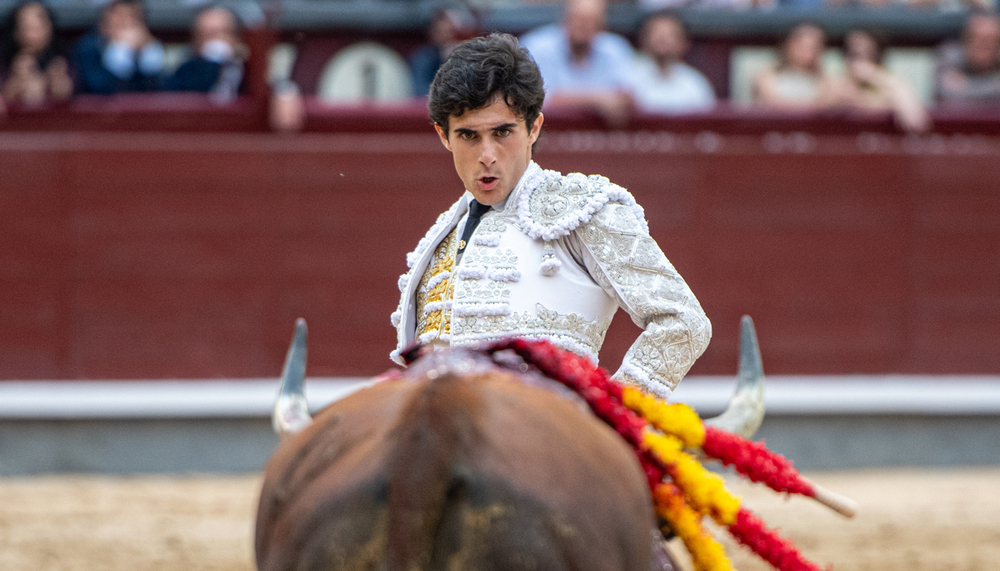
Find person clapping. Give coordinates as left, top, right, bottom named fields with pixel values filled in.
left=834, top=29, right=930, bottom=133
left=73, top=0, right=164, bottom=94
left=165, top=6, right=246, bottom=102
left=1, top=1, right=73, bottom=106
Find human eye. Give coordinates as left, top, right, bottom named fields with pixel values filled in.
left=459, top=131, right=477, bottom=141
left=494, top=128, right=512, bottom=138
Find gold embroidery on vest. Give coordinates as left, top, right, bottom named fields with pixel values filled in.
left=415, top=228, right=460, bottom=340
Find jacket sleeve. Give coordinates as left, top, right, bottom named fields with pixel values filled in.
left=570, top=201, right=711, bottom=398
left=73, top=34, right=132, bottom=95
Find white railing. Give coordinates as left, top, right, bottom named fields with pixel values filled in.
left=2, top=376, right=999, bottom=419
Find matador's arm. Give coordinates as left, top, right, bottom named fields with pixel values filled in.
left=567, top=202, right=712, bottom=398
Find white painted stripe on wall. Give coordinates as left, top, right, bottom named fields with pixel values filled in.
left=1, top=376, right=999, bottom=419
left=0, top=379, right=373, bottom=419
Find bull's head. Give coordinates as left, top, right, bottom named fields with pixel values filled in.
left=271, top=315, right=767, bottom=441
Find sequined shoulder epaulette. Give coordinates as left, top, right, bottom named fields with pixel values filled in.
left=516, top=169, right=649, bottom=242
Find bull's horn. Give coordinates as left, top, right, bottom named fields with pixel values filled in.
left=703, top=315, right=765, bottom=439
left=273, top=318, right=313, bottom=438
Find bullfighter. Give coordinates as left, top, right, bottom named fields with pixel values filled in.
left=391, top=33, right=710, bottom=399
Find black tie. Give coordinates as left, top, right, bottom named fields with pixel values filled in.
left=456, top=200, right=491, bottom=261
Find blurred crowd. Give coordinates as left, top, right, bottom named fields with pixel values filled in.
left=3, top=0, right=1000, bottom=132
left=0, top=0, right=249, bottom=105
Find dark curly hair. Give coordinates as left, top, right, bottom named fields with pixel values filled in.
left=0, top=0, right=64, bottom=73
left=428, top=32, right=545, bottom=135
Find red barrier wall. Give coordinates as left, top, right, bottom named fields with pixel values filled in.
left=2, top=123, right=998, bottom=379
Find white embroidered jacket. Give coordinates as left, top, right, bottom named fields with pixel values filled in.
left=390, top=162, right=711, bottom=398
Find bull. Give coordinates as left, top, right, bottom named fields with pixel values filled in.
left=255, top=318, right=767, bottom=571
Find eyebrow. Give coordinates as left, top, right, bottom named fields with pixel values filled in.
left=453, top=122, right=518, bottom=137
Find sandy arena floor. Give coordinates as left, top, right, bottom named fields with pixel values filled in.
left=0, top=468, right=997, bottom=571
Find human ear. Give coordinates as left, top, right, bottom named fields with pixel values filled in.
left=434, top=124, right=453, bottom=152
left=527, top=113, right=544, bottom=145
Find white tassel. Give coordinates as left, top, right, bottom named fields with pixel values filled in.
left=541, top=258, right=561, bottom=276
left=540, top=244, right=561, bottom=276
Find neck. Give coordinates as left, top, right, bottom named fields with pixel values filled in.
left=969, top=62, right=1000, bottom=76
left=569, top=42, right=591, bottom=62
left=653, top=55, right=678, bottom=74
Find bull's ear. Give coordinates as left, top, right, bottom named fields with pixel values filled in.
left=703, top=315, right=765, bottom=439
left=273, top=318, right=313, bottom=438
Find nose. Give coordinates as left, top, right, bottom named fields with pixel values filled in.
left=479, top=137, right=497, bottom=166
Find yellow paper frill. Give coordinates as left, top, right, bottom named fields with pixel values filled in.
left=622, top=385, right=705, bottom=447
left=643, top=429, right=742, bottom=526
left=654, top=483, right=734, bottom=571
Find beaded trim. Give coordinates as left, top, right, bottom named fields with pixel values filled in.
left=405, top=198, right=465, bottom=270
left=516, top=171, right=649, bottom=242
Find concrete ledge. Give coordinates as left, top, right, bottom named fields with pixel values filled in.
left=2, top=376, right=999, bottom=475
left=672, top=376, right=1000, bottom=416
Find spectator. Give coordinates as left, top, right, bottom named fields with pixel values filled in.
left=1, top=1, right=73, bottom=106
left=409, top=8, right=474, bottom=98
left=835, top=29, right=930, bottom=133
left=629, top=10, right=715, bottom=114
left=270, top=80, right=304, bottom=133
left=936, top=11, right=1000, bottom=105
left=907, top=0, right=992, bottom=11
left=165, top=5, right=246, bottom=102
left=752, top=22, right=838, bottom=110
left=520, top=0, right=634, bottom=125
left=641, top=0, right=776, bottom=10
left=73, top=0, right=164, bottom=94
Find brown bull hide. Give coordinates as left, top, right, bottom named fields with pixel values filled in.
left=255, top=352, right=655, bottom=571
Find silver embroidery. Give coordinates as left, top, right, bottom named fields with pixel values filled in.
left=529, top=173, right=602, bottom=227
left=518, top=170, right=648, bottom=242
left=461, top=247, right=519, bottom=268
left=578, top=203, right=712, bottom=394
left=450, top=303, right=611, bottom=360
left=394, top=167, right=709, bottom=384
left=478, top=216, right=509, bottom=235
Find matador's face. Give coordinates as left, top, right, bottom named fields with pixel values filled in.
left=435, top=98, right=543, bottom=206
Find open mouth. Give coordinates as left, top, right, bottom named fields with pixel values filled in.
left=481, top=176, right=497, bottom=185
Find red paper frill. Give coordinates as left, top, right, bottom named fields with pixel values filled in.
left=728, top=508, right=827, bottom=571
left=702, top=426, right=814, bottom=497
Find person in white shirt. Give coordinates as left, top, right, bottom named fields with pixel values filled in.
left=752, top=22, right=838, bottom=110
left=520, top=0, right=636, bottom=125
left=629, top=10, right=716, bottom=114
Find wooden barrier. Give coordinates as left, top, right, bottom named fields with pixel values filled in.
left=2, top=107, right=998, bottom=379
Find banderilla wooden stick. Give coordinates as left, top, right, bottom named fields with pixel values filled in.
left=805, top=479, right=858, bottom=518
